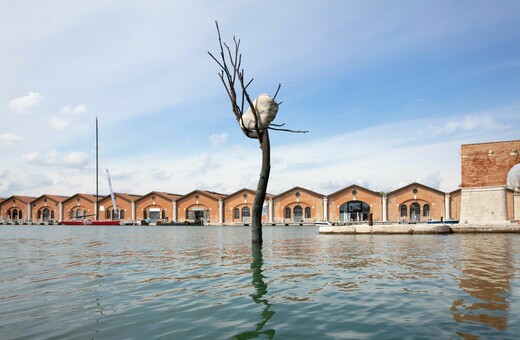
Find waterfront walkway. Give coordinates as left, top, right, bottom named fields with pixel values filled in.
left=319, top=222, right=520, bottom=234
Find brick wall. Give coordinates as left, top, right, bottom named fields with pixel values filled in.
left=461, top=140, right=520, bottom=188
left=273, top=187, right=324, bottom=223
left=328, top=185, right=383, bottom=222
left=387, top=183, right=446, bottom=222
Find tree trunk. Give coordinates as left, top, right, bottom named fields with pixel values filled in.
left=252, top=130, right=271, bottom=245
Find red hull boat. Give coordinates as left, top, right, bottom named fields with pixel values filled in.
left=59, top=220, right=121, bottom=226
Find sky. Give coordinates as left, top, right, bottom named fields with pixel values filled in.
left=1, top=1, right=520, bottom=198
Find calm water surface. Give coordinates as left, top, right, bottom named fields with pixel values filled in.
left=1, top=225, right=520, bottom=339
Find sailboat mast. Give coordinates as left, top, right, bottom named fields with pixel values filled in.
left=95, top=116, right=99, bottom=221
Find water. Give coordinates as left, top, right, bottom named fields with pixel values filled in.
left=1, top=226, right=520, bottom=339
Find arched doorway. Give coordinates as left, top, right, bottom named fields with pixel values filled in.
left=293, top=205, right=303, bottom=222
left=42, top=208, right=50, bottom=222
left=242, top=206, right=251, bottom=223
left=148, top=207, right=161, bottom=222
left=410, top=203, right=421, bottom=222
left=187, top=206, right=209, bottom=224
left=339, top=201, right=370, bottom=222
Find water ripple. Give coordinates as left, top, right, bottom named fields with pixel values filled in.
left=1, top=227, right=520, bottom=339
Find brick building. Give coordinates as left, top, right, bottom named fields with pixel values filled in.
left=223, top=188, right=271, bottom=224
left=460, top=140, right=520, bottom=223
left=272, top=187, right=325, bottom=224
left=30, top=194, right=67, bottom=222
left=387, top=182, right=447, bottom=222
left=327, top=185, right=383, bottom=223
left=61, top=193, right=98, bottom=221
left=176, top=190, right=225, bottom=225
left=98, top=193, right=142, bottom=223
left=2, top=139, right=518, bottom=225
left=135, top=191, right=181, bottom=223
left=0, top=195, right=35, bottom=222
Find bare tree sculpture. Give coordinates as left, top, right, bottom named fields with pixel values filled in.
left=208, top=22, right=307, bottom=245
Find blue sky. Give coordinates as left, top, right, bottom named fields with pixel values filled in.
left=1, top=1, right=520, bottom=198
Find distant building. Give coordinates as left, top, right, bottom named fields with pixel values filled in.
left=1, top=139, right=519, bottom=226
left=460, top=140, right=520, bottom=224
left=272, top=186, right=325, bottom=224
left=30, top=194, right=67, bottom=222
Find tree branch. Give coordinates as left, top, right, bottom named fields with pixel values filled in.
left=268, top=127, right=309, bottom=133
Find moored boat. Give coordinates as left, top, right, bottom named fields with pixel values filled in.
left=59, top=220, right=121, bottom=226
left=59, top=117, right=121, bottom=226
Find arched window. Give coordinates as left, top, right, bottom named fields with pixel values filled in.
left=51, top=211, right=55, bottom=219
left=423, top=204, right=430, bottom=218
left=106, top=209, right=111, bottom=220
left=242, top=206, right=251, bottom=222
left=120, top=210, right=125, bottom=219
left=13, top=210, right=18, bottom=220
left=7, top=211, right=12, bottom=219
left=83, top=210, right=88, bottom=218
left=305, top=207, right=311, bottom=219
left=410, top=203, right=420, bottom=222
left=285, top=207, right=291, bottom=219
left=340, top=201, right=370, bottom=222
left=400, top=205, right=407, bottom=218
left=37, top=210, right=42, bottom=219
left=234, top=208, right=240, bottom=220
left=294, top=205, right=303, bottom=222
left=18, top=210, right=23, bottom=220
left=161, top=210, right=166, bottom=219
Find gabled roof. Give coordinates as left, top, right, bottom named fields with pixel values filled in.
left=61, top=193, right=98, bottom=204
left=328, top=184, right=381, bottom=198
left=177, top=189, right=226, bottom=202
left=449, top=188, right=462, bottom=195
left=272, top=186, right=325, bottom=199
left=223, top=188, right=274, bottom=202
left=30, top=194, right=68, bottom=205
left=387, top=182, right=446, bottom=196
left=115, top=193, right=143, bottom=202
left=98, top=192, right=143, bottom=203
left=0, top=195, right=36, bottom=206
left=135, top=191, right=182, bottom=203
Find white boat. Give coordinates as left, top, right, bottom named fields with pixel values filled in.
left=314, top=221, right=333, bottom=226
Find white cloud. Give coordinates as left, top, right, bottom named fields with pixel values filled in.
left=149, top=168, right=171, bottom=181
left=21, top=149, right=86, bottom=167
left=428, top=114, right=504, bottom=136
left=319, top=178, right=373, bottom=194
left=9, top=92, right=43, bottom=111
left=210, top=133, right=228, bottom=145
left=21, top=151, right=42, bottom=163
left=188, top=153, right=222, bottom=177
left=63, top=151, right=87, bottom=165
left=416, top=170, right=442, bottom=189
left=49, top=116, right=70, bottom=130
left=61, top=104, right=87, bottom=115
left=0, top=133, right=22, bottom=145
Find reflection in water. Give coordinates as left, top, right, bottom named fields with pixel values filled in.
left=233, top=244, right=275, bottom=339
left=3, top=226, right=520, bottom=338
left=452, top=235, right=513, bottom=338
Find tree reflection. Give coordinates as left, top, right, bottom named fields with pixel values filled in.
left=233, top=244, right=275, bottom=339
